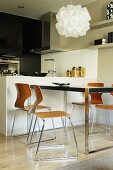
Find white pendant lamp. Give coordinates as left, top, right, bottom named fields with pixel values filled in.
left=56, top=4, right=91, bottom=38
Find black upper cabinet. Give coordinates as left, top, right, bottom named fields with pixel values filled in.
left=0, top=12, right=23, bottom=56
left=23, top=18, right=50, bottom=54
left=0, top=12, right=47, bottom=56
left=23, top=20, right=42, bottom=53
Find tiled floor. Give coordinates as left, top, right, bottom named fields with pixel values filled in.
left=0, top=125, right=113, bottom=170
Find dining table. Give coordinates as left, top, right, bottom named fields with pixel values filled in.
left=40, top=85, right=113, bottom=154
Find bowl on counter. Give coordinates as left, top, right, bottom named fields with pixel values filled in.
left=33, top=72, right=47, bottom=77
left=52, top=82, right=70, bottom=86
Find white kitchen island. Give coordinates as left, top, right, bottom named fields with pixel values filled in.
left=0, top=76, right=97, bottom=136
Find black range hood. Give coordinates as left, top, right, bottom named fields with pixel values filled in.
left=29, top=12, right=67, bottom=55
left=30, top=46, right=67, bottom=55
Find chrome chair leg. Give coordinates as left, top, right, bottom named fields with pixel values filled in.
left=36, top=118, right=41, bottom=132
left=29, top=117, right=57, bottom=145
left=27, top=114, right=34, bottom=143
left=105, top=110, right=108, bottom=130
left=51, top=118, right=56, bottom=139
left=27, top=114, right=42, bottom=144
left=36, top=108, right=52, bottom=132
left=61, top=117, right=68, bottom=144
left=36, top=119, right=45, bottom=155
left=49, top=108, right=57, bottom=139
left=34, top=117, right=79, bottom=160
left=68, top=117, right=79, bottom=156
left=11, top=110, right=17, bottom=135
left=90, top=108, right=111, bottom=135
left=30, top=108, right=52, bottom=140
left=29, top=117, right=37, bottom=144
left=107, top=110, right=111, bottom=134
left=11, top=109, right=33, bottom=140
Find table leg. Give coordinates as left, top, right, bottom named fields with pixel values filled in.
left=64, top=91, right=67, bottom=126
left=64, top=91, right=67, bottom=111
left=85, top=88, right=89, bottom=154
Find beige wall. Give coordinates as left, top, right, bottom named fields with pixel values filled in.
left=61, top=0, right=113, bottom=51
left=97, top=48, right=113, bottom=84
left=60, top=0, right=113, bottom=84
left=87, top=0, right=111, bottom=23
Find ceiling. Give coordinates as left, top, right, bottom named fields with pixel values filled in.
left=0, top=0, right=96, bottom=19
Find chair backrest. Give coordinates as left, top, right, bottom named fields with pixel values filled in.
left=15, top=83, right=31, bottom=109
left=88, top=83, right=104, bottom=87
left=87, top=82, right=104, bottom=104
left=31, top=85, right=43, bottom=113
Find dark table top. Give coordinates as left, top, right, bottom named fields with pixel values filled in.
left=40, top=85, right=85, bottom=92
left=40, top=85, right=113, bottom=93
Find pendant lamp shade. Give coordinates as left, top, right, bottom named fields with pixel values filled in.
left=56, top=5, right=91, bottom=38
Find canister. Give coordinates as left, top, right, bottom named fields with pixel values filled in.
left=66, top=70, right=70, bottom=77
left=81, top=67, right=86, bottom=77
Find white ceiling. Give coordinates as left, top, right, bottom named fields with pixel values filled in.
left=0, top=0, right=96, bottom=19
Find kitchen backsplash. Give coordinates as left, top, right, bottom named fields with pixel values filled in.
left=41, top=49, right=98, bottom=78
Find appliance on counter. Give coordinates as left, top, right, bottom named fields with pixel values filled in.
left=94, top=38, right=107, bottom=45
left=33, top=72, right=47, bottom=77
left=45, top=58, right=56, bottom=77
left=23, top=12, right=67, bottom=55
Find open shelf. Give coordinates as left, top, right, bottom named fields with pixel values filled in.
left=89, top=43, right=113, bottom=49
left=91, top=18, right=113, bottom=29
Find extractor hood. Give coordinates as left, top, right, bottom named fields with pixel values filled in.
left=30, top=46, right=67, bottom=55
left=29, top=12, right=67, bottom=55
